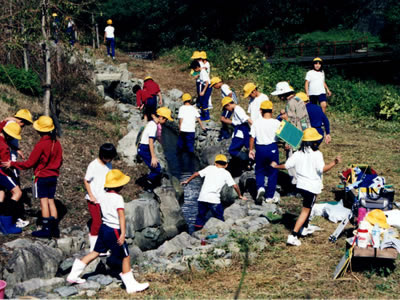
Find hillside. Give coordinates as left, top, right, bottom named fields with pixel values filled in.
left=1, top=47, right=400, bottom=298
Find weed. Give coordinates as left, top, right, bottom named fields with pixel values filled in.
left=0, top=94, right=15, bottom=105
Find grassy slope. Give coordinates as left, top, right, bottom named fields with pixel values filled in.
left=1, top=47, right=399, bottom=298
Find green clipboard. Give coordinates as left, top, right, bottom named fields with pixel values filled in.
left=275, top=120, right=304, bottom=149
left=333, top=245, right=354, bottom=280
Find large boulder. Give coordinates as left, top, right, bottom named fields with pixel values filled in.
left=125, top=198, right=161, bottom=238
left=113, top=79, right=142, bottom=104
left=145, top=232, right=198, bottom=257
left=2, top=241, right=63, bottom=287
left=117, top=129, right=140, bottom=166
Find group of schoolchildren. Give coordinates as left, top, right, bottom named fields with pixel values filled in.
left=179, top=54, right=341, bottom=248
left=0, top=55, right=343, bottom=294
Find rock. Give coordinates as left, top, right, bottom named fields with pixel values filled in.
left=214, top=258, right=232, bottom=268
left=59, top=257, right=75, bottom=272
left=128, top=244, right=144, bottom=265
left=199, top=143, right=230, bottom=166
left=75, top=280, right=101, bottom=291
left=54, top=286, right=79, bottom=297
left=96, top=85, right=105, bottom=98
left=220, top=184, right=238, bottom=207
left=224, top=202, right=248, bottom=220
left=150, top=232, right=198, bottom=257
left=3, top=241, right=63, bottom=287
left=202, top=218, right=231, bottom=236
left=125, top=198, right=161, bottom=237
left=103, top=100, right=116, bottom=109
left=118, top=63, right=128, bottom=71
left=166, top=263, right=187, bottom=274
left=154, top=185, right=186, bottom=239
left=87, top=274, right=113, bottom=286
left=86, top=290, right=97, bottom=297
left=104, top=95, right=114, bottom=102
left=10, top=277, right=64, bottom=298
left=95, top=73, right=122, bottom=84
left=57, top=236, right=86, bottom=256
left=213, top=248, right=226, bottom=257
left=117, top=129, right=140, bottom=166
left=81, top=257, right=102, bottom=277
left=133, top=227, right=164, bottom=251
left=3, top=238, right=32, bottom=249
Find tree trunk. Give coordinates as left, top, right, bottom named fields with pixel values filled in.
left=41, top=0, right=51, bottom=116
left=92, top=14, right=95, bottom=48
left=96, top=22, right=99, bottom=48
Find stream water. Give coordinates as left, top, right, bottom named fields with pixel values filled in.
left=161, top=126, right=203, bottom=233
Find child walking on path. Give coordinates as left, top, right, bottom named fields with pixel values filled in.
left=67, top=169, right=149, bottom=294
left=271, top=128, right=341, bottom=246
left=249, top=100, right=281, bottom=205
left=137, top=107, right=173, bottom=192
left=0, top=122, right=23, bottom=234
left=3, top=116, right=63, bottom=238
left=84, top=143, right=117, bottom=252
left=177, top=93, right=206, bottom=154
left=305, top=57, right=331, bottom=113
left=104, top=19, right=116, bottom=59
left=181, top=154, right=246, bottom=233
left=210, top=77, right=237, bottom=140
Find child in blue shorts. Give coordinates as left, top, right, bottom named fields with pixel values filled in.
left=67, top=169, right=149, bottom=294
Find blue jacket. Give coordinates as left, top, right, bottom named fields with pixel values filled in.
left=306, top=103, right=330, bottom=135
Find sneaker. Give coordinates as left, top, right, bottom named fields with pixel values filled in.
left=265, top=197, right=279, bottom=204
left=287, top=234, right=301, bottom=246
left=16, top=218, right=30, bottom=228
left=256, top=188, right=265, bottom=205
left=300, top=227, right=314, bottom=237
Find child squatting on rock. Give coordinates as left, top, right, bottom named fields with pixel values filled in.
left=67, top=169, right=149, bottom=294
left=271, top=128, right=341, bottom=246
left=181, top=154, right=247, bottom=233
left=84, top=143, right=117, bottom=253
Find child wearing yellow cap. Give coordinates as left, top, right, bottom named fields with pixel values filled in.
left=136, top=107, right=172, bottom=192
left=3, top=116, right=63, bottom=238
left=271, top=128, right=341, bottom=246
left=181, top=154, right=246, bottom=233
left=249, top=101, right=281, bottom=205
left=67, top=169, right=149, bottom=293
left=104, top=19, right=115, bottom=59
left=243, top=82, right=269, bottom=122
left=177, top=93, right=206, bottom=154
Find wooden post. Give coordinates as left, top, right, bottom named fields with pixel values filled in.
left=95, top=22, right=99, bottom=48
left=92, top=14, right=95, bottom=48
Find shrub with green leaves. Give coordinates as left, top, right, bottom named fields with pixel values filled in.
left=0, top=64, right=42, bottom=96
left=379, top=90, right=400, bottom=121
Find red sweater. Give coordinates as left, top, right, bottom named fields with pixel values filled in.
left=136, top=89, right=152, bottom=107
left=143, top=80, right=160, bottom=96
left=11, top=135, right=63, bottom=178
left=0, top=136, right=12, bottom=177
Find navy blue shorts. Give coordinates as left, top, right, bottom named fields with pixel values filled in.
left=309, top=94, right=327, bottom=104
left=297, top=188, right=317, bottom=209
left=0, top=174, right=17, bottom=191
left=94, top=223, right=129, bottom=258
left=36, top=176, right=57, bottom=199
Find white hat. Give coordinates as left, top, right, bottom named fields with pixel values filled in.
left=271, top=81, right=294, bottom=96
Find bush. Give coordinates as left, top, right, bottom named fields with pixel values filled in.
left=0, top=64, right=42, bottom=96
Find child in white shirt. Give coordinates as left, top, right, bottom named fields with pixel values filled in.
left=181, top=154, right=246, bottom=232
left=305, top=57, right=331, bottom=113
left=271, top=128, right=341, bottom=246
left=68, top=169, right=149, bottom=293
left=177, top=93, right=206, bottom=154
left=84, top=143, right=116, bottom=252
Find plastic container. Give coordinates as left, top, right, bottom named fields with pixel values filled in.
left=371, top=224, right=381, bottom=249
left=357, top=229, right=369, bottom=248
left=0, top=280, right=6, bottom=299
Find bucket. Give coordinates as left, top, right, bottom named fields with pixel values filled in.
left=0, top=280, right=7, bottom=299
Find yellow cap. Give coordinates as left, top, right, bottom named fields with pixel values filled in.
left=15, top=109, right=33, bottom=124
left=3, top=122, right=22, bottom=140
left=365, top=209, right=389, bottom=229
left=144, top=76, right=152, bottom=81
left=104, top=169, right=130, bottom=188
left=243, top=82, right=257, bottom=98
left=156, top=107, right=173, bottom=121
left=33, top=116, right=55, bottom=132
left=107, top=19, right=112, bottom=25
left=215, top=154, right=228, bottom=163
left=182, top=93, right=192, bottom=102
left=302, top=128, right=323, bottom=142
left=296, top=92, right=309, bottom=102
left=52, top=13, right=58, bottom=17
left=210, top=77, right=222, bottom=87
left=199, top=51, right=207, bottom=59
left=221, top=97, right=234, bottom=107
left=313, top=57, right=322, bottom=62
left=191, top=51, right=201, bottom=60
left=260, top=100, right=273, bottom=110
